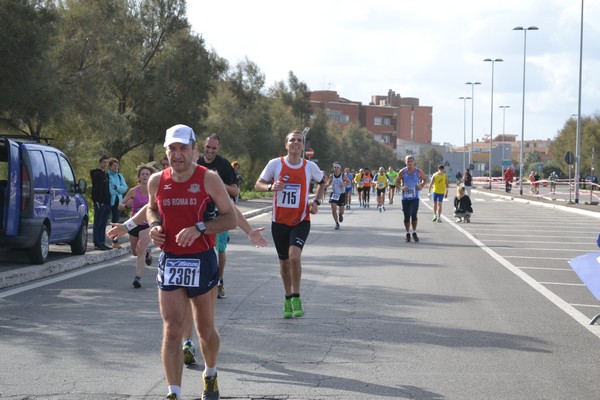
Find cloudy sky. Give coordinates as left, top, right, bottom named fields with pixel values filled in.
left=187, top=0, right=599, bottom=148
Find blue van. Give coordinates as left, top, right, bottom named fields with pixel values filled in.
left=0, top=135, right=89, bottom=264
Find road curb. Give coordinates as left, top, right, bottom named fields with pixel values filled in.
left=0, top=207, right=272, bottom=290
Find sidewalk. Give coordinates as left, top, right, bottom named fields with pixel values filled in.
left=0, top=197, right=273, bottom=290
left=472, top=186, right=600, bottom=218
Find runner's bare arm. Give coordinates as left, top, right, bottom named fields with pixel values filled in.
left=146, top=172, right=166, bottom=246
left=234, top=206, right=268, bottom=247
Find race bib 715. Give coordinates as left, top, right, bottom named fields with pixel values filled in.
left=276, top=184, right=301, bottom=208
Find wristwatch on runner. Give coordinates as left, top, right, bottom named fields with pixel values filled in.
left=195, top=221, right=206, bottom=234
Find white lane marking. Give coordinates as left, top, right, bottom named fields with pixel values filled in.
left=420, top=199, right=600, bottom=338
left=503, top=256, right=571, bottom=261
left=572, top=303, right=600, bottom=309
left=0, top=260, right=124, bottom=299
left=539, top=282, right=586, bottom=287
left=519, top=266, right=574, bottom=271
left=493, top=247, right=597, bottom=252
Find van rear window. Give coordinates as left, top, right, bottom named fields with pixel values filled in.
left=29, top=150, right=48, bottom=188
left=44, top=151, right=62, bottom=189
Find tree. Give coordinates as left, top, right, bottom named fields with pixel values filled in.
left=551, top=114, right=600, bottom=177
left=269, top=71, right=312, bottom=127
left=51, top=0, right=222, bottom=161
left=0, top=0, right=63, bottom=137
left=418, top=148, right=443, bottom=176
left=526, top=149, right=542, bottom=164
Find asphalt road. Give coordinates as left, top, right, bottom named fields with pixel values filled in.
left=1, top=191, right=600, bottom=399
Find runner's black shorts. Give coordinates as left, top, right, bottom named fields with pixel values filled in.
left=329, top=192, right=347, bottom=207
left=156, top=249, right=218, bottom=298
left=271, top=220, right=311, bottom=260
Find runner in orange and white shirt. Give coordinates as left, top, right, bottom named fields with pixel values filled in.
left=255, top=130, right=325, bottom=319
left=361, top=167, right=373, bottom=208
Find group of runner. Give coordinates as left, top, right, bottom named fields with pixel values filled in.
left=322, top=158, right=431, bottom=244
left=107, top=128, right=438, bottom=400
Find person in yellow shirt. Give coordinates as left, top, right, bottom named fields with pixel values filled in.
left=354, top=168, right=364, bottom=207
left=428, top=164, right=449, bottom=222
left=373, top=167, right=389, bottom=212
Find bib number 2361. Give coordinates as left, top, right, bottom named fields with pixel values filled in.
left=277, top=184, right=301, bottom=208
left=164, top=258, right=200, bottom=287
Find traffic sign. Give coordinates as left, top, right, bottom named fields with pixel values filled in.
left=565, top=151, right=574, bottom=165
left=305, top=148, right=315, bottom=158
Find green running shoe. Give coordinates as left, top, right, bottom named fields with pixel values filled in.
left=183, top=340, right=196, bottom=365
left=163, top=393, right=180, bottom=400
left=217, top=283, right=226, bottom=299
left=291, top=296, right=305, bottom=318
left=202, top=373, right=220, bottom=400
left=283, top=298, right=293, bottom=318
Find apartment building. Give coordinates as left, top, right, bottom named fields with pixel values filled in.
left=310, top=89, right=433, bottom=159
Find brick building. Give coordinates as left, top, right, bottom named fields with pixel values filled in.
left=310, top=89, right=433, bottom=159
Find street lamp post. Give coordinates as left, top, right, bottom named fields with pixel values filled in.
left=483, top=58, right=503, bottom=189
left=459, top=96, right=472, bottom=172
left=574, top=1, right=584, bottom=203
left=499, top=105, right=510, bottom=174
left=513, top=25, right=539, bottom=196
left=465, top=82, right=481, bottom=168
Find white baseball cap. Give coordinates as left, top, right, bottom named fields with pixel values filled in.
left=164, top=124, right=196, bottom=147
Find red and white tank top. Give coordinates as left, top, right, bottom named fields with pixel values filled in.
left=156, top=165, right=215, bottom=254
left=273, top=157, right=310, bottom=226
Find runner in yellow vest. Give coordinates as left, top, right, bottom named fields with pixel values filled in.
left=428, top=164, right=449, bottom=222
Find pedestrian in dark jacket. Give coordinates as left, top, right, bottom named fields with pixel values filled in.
left=463, top=169, right=473, bottom=197
left=90, top=155, right=111, bottom=250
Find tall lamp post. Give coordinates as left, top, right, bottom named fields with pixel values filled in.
left=499, top=105, right=510, bottom=173
left=483, top=58, right=503, bottom=189
left=513, top=26, right=539, bottom=196
left=459, top=96, right=472, bottom=172
left=465, top=82, right=481, bottom=168
left=574, top=1, right=584, bottom=203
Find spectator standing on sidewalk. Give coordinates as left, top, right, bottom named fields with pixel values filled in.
left=463, top=168, right=473, bottom=197
left=504, top=166, right=514, bottom=193
left=108, top=158, right=128, bottom=249
left=254, top=130, right=325, bottom=318
left=90, top=155, right=112, bottom=251
left=231, top=160, right=243, bottom=203
left=549, top=171, right=558, bottom=194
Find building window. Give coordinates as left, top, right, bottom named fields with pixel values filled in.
left=374, top=117, right=382, bottom=126
left=383, top=117, right=392, bottom=126
left=326, top=110, right=350, bottom=123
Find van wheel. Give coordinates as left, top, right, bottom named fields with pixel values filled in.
left=28, top=225, right=49, bottom=264
left=70, top=220, right=88, bottom=255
